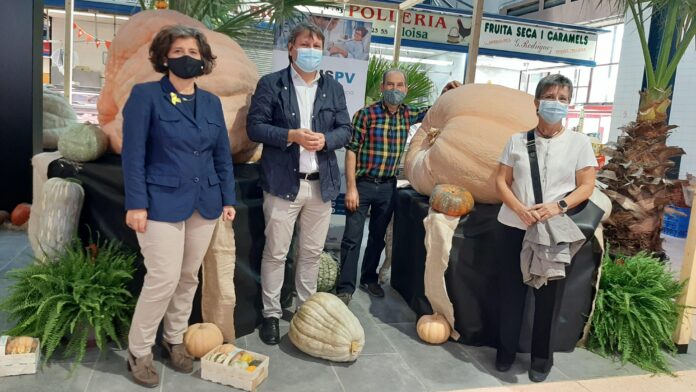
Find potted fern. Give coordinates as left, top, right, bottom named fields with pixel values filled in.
left=587, top=250, right=685, bottom=373
left=0, top=237, right=137, bottom=372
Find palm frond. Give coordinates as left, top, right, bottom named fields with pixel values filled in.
left=365, top=56, right=434, bottom=106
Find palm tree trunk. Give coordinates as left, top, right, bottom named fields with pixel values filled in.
left=598, top=88, right=684, bottom=255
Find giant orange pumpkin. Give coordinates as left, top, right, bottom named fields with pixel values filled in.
left=429, top=184, right=474, bottom=217
left=405, top=84, right=538, bottom=203
left=97, top=10, right=259, bottom=163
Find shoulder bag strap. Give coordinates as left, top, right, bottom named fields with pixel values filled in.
left=526, top=129, right=544, bottom=205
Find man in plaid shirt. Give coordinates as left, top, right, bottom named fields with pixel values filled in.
left=336, top=69, right=460, bottom=304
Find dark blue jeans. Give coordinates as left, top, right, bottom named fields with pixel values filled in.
left=337, top=177, right=396, bottom=294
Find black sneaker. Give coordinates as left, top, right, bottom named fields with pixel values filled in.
left=360, top=282, right=385, bottom=297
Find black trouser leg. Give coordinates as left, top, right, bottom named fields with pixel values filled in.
left=360, top=181, right=396, bottom=286
left=496, top=225, right=527, bottom=364
left=530, top=276, right=566, bottom=371
left=337, top=182, right=370, bottom=294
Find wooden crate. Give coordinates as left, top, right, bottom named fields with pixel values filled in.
left=0, top=338, right=40, bottom=377
left=201, top=347, right=269, bottom=391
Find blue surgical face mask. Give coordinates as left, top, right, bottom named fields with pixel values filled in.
left=537, top=99, right=568, bottom=124
left=294, top=48, right=323, bottom=73
left=383, top=89, right=407, bottom=106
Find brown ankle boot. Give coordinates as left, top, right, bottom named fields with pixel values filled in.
left=126, top=351, right=159, bottom=388
left=161, top=341, right=194, bottom=373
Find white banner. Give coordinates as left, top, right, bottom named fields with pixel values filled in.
left=345, top=5, right=598, bottom=63
left=272, top=14, right=371, bottom=117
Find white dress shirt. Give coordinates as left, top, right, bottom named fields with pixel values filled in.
left=290, top=66, right=320, bottom=173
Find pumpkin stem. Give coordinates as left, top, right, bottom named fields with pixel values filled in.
left=350, top=341, right=360, bottom=355
left=425, top=127, right=441, bottom=146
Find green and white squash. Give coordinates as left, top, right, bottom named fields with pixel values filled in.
left=288, top=292, right=364, bottom=362
left=35, top=178, right=84, bottom=262
left=43, top=88, right=77, bottom=149
left=58, top=122, right=108, bottom=162
left=317, top=252, right=338, bottom=292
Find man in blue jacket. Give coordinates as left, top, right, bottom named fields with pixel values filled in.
left=247, top=22, right=352, bottom=345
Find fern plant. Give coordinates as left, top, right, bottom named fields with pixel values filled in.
left=587, top=250, right=685, bottom=373
left=0, top=237, right=137, bottom=372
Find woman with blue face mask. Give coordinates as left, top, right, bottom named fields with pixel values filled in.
left=493, top=74, right=597, bottom=382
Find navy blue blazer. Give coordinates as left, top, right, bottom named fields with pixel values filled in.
left=247, top=66, right=352, bottom=202
left=122, top=76, right=236, bottom=223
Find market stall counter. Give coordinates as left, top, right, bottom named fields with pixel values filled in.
left=391, top=187, right=602, bottom=353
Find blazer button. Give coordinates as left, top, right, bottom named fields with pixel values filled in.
left=194, top=177, right=200, bottom=183
left=193, top=150, right=200, bottom=156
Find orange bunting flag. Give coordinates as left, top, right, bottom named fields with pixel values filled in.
left=105, top=41, right=112, bottom=49
left=77, top=28, right=84, bottom=38
left=85, top=34, right=94, bottom=42
left=95, top=40, right=101, bottom=48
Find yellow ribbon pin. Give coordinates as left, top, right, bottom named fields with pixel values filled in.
left=170, top=92, right=182, bottom=106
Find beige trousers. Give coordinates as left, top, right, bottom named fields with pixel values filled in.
left=128, top=210, right=218, bottom=358
left=261, top=179, right=332, bottom=319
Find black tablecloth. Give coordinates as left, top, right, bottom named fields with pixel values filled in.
left=47, top=154, right=266, bottom=338
left=391, top=187, right=601, bottom=353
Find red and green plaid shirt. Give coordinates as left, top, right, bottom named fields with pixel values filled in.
left=347, top=101, right=429, bottom=178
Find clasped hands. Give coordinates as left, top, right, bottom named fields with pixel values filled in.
left=289, top=128, right=325, bottom=152
left=515, top=202, right=562, bottom=226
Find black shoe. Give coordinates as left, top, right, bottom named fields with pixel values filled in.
left=528, top=357, right=552, bottom=382
left=259, top=317, right=280, bottom=345
left=528, top=367, right=550, bottom=382
left=360, top=282, right=385, bottom=297
left=494, top=352, right=514, bottom=372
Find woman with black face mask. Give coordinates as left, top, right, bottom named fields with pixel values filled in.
left=121, top=25, right=236, bottom=388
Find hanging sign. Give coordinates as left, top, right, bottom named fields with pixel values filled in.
left=344, top=5, right=598, bottom=62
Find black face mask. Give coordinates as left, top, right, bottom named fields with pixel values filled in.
left=166, top=55, right=204, bottom=79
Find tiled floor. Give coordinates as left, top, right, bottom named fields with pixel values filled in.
left=1, top=229, right=696, bottom=392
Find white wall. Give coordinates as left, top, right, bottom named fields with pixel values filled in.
left=610, top=11, right=696, bottom=177
left=607, top=13, right=650, bottom=144
left=667, top=47, right=696, bottom=177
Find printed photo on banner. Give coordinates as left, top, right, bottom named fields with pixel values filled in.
left=274, top=15, right=372, bottom=60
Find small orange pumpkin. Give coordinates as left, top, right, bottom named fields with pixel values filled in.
left=429, top=184, right=474, bottom=217
left=416, top=313, right=451, bottom=344
left=10, top=203, right=32, bottom=226
left=155, top=0, right=168, bottom=9
left=183, top=323, right=224, bottom=358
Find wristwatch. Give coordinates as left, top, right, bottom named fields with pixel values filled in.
left=557, top=199, right=569, bottom=214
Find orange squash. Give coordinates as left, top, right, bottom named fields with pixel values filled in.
left=97, top=10, right=259, bottom=163
left=416, top=313, right=450, bottom=344
left=10, top=203, right=31, bottom=226
left=184, top=323, right=224, bottom=358
left=429, top=184, right=474, bottom=217
left=405, top=84, right=538, bottom=203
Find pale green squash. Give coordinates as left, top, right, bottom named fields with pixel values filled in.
left=58, top=122, right=108, bottom=162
